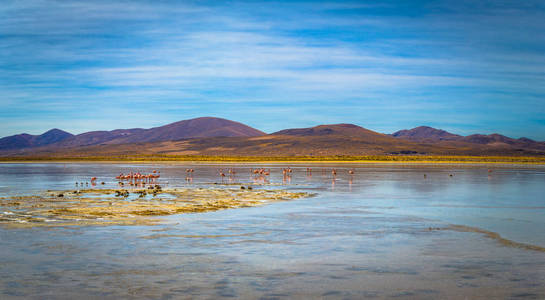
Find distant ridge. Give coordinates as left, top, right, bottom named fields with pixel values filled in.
left=143, top=117, right=266, bottom=141
left=392, top=126, right=545, bottom=151
left=1, top=121, right=544, bottom=156
left=0, top=129, right=73, bottom=150
left=391, top=126, right=461, bottom=141
left=0, top=117, right=265, bottom=151
left=273, top=124, right=386, bottom=138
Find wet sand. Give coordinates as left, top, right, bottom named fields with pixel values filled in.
left=0, top=187, right=310, bottom=228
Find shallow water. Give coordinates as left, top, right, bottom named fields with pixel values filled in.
left=0, top=163, right=544, bottom=299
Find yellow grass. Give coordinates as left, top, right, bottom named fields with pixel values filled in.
left=1, top=155, right=545, bottom=164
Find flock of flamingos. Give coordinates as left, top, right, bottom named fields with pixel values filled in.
left=76, top=167, right=490, bottom=187
left=77, top=167, right=356, bottom=187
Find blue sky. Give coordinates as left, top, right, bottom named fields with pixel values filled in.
left=1, top=0, right=544, bottom=139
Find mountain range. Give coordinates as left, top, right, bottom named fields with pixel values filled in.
left=0, top=129, right=74, bottom=150
left=1, top=117, right=544, bottom=157
left=0, top=117, right=263, bottom=150
left=390, top=126, right=544, bottom=152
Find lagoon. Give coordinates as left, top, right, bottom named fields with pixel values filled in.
left=0, top=163, right=544, bottom=299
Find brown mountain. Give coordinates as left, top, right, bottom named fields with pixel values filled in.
left=134, top=117, right=266, bottom=141
left=13, top=123, right=454, bottom=157
left=0, top=129, right=73, bottom=150
left=392, top=126, right=545, bottom=151
left=460, top=134, right=545, bottom=151
left=4, top=117, right=265, bottom=150
left=391, top=126, right=462, bottom=141
left=2, top=121, right=544, bottom=157
left=274, top=123, right=386, bottom=138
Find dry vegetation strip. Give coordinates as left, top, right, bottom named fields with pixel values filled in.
left=1, top=155, right=545, bottom=163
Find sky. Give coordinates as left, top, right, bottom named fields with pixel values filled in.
left=1, top=0, right=544, bottom=140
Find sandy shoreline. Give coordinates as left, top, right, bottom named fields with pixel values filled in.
left=0, top=187, right=311, bottom=228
